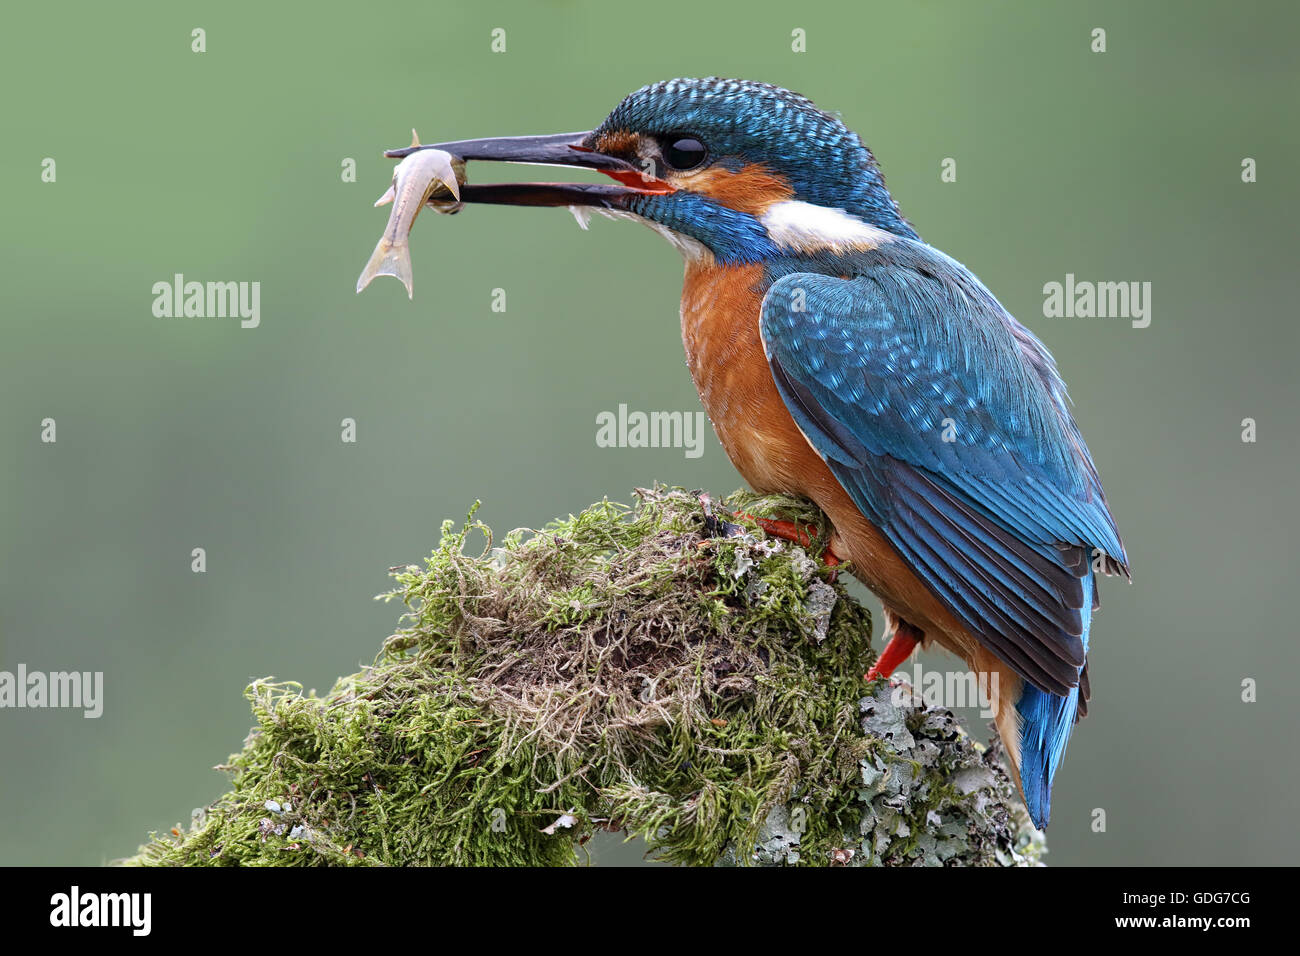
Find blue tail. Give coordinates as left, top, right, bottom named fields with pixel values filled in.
left=1015, top=572, right=1094, bottom=830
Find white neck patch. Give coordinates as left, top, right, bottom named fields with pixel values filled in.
left=760, top=200, right=894, bottom=254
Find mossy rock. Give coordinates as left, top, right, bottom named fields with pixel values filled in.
left=125, top=487, right=1043, bottom=866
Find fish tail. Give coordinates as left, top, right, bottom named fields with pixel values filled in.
left=355, top=236, right=414, bottom=299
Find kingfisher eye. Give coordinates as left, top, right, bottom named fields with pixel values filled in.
left=661, top=136, right=707, bottom=171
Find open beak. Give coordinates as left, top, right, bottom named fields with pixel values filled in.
left=384, top=131, right=673, bottom=209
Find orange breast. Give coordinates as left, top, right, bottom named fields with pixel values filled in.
left=679, top=262, right=802, bottom=493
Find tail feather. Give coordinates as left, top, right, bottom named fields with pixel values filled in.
left=356, top=237, right=414, bottom=299
left=1015, top=571, right=1094, bottom=830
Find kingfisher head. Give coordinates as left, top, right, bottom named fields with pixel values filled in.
left=398, top=78, right=918, bottom=265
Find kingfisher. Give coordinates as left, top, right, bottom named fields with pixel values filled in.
left=399, top=78, right=1130, bottom=830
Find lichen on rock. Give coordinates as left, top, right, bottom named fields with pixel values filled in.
left=125, top=486, right=1042, bottom=866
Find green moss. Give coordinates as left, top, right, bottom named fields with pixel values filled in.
left=124, top=487, right=1042, bottom=867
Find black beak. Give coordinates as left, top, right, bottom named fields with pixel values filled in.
left=384, top=131, right=673, bottom=209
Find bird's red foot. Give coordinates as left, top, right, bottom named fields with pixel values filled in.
left=865, top=621, right=923, bottom=682
left=738, top=513, right=842, bottom=581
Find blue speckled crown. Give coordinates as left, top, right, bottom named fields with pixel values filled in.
left=595, top=78, right=915, bottom=238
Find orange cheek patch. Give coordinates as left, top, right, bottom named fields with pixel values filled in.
left=677, top=164, right=794, bottom=216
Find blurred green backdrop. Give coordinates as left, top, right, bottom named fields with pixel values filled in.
left=2, top=0, right=1297, bottom=866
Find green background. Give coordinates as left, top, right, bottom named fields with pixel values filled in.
left=2, top=0, right=1296, bottom=866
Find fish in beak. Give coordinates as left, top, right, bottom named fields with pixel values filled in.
left=356, top=131, right=465, bottom=298
left=357, top=129, right=674, bottom=297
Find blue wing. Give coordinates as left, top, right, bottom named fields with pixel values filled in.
left=759, top=247, right=1128, bottom=698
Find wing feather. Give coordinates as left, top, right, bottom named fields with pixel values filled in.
left=759, top=254, right=1127, bottom=694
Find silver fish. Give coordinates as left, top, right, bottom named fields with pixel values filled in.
left=356, top=130, right=465, bottom=299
